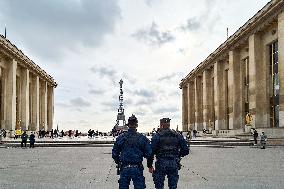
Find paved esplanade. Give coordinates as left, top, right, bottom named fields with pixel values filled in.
left=0, top=147, right=283, bottom=189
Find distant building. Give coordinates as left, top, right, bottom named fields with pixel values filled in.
left=180, top=0, right=284, bottom=137
left=0, top=35, right=57, bottom=135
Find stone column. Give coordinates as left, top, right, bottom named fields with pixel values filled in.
left=187, top=83, right=191, bottom=131
left=20, top=68, right=29, bottom=131
left=202, top=69, right=211, bottom=130
left=188, top=82, right=196, bottom=131
left=278, top=12, right=284, bottom=127
left=190, top=81, right=196, bottom=130
left=0, top=67, right=4, bottom=129
left=249, top=33, right=269, bottom=128
left=194, top=78, right=197, bottom=130
left=228, top=50, right=242, bottom=129
left=40, top=80, right=48, bottom=131
left=31, top=76, right=39, bottom=131
left=182, top=85, right=188, bottom=131
left=6, top=59, right=17, bottom=132
left=195, top=76, right=203, bottom=131
left=213, top=61, right=225, bottom=130
left=182, top=86, right=185, bottom=129
left=47, top=86, right=54, bottom=131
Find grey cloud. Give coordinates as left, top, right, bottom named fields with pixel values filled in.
left=90, top=65, right=118, bottom=85
left=133, top=107, right=150, bottom=117
left=132, top=22, right=175, bottom=46
left=145, top=0, right=164, bottom=7
left=145, top=0, right=154, bottom=6
left=55, top=102, right=70, bottom=108
left=177, top=48, right=187, bottom=55
left=158, top=73, right=178, bottom=82
left=101, top=101, right=117, bottom=108
left=70, top=97, right=91, bottom=108
left=89, top=89, right=105, bottom=95
left=153, top=107, right=179, bottom=114
left=178, top=0, right=219, bottom=34
left=122, top=74, right=137, bottom=85
left=179, top=18, right=201, bottom=32
left=90, top=65, right=135, bottom=86
left=157, top=72, right=184, bottom=83
left=90, top=66, right=117, bottom=78
left=0, top=0, right=121, bottom=60
left=133, top=111, right=146, bottom=117
left=169, top=91, right=179, bottom=97
left=56, top=97, right=91, bottom=112
left=124, top=98, right=133, bottom=106
left=133, top=89, right=155, bottom=98
left=135, top=98, right=156, bottom=106
left=101, top=95, right=118, bottom=111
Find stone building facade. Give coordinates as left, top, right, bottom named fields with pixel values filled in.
left=180, top=0, right=284, bottom=137
left=0, top=35, right=57, bottom=135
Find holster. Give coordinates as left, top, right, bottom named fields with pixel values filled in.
left=116, top=163, right=121, bottom=175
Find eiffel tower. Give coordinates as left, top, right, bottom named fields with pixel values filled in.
left=115, top=79, right=127, bottom=131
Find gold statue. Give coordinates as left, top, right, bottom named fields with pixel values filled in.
left=245, top=113, right=253, bottom=125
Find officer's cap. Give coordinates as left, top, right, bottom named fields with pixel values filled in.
left=128, top=114, right=138, bottom=126
left=160, top=118, right=171, bottom=124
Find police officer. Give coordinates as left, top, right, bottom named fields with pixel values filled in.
left=21, top=131, right=28, bottom=148
left=112, top=114, right=152, bottom=189
left=147, top=118, right=189, bottom=189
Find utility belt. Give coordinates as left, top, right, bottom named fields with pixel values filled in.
left=122, top=163, right=143, bottom=169
left=156, top=154, right=177, bottom=159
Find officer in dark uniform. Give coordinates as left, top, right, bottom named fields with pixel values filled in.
left=147, top=118, right=189, bottom=189
left=112, top=114, right=152, bottom=189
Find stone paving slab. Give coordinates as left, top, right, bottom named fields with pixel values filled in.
left=0, top=146, right=283, bottom=189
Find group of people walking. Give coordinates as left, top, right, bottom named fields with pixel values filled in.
left=112, top=114, right=189, bottom=189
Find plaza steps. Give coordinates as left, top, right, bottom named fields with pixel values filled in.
left=0, top=137, right=254, bottom=148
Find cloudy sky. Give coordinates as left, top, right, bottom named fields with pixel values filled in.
left=0, top=0, right=270, bottom=132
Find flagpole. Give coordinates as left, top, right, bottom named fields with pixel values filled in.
left=4, top=24, right=6, bottom=38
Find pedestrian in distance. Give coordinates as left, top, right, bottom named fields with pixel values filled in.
left=54, top=129, right=58, bottom=138
left=61, top=130, right=64, bottom=137
left=3, top=129, right=6, bottom=138
left=0, top=129, right=3, bottom=143
left=192, top=129, right=197, bottom=138
left=75, top=130, right=79, bottom=137
left=112, top=114, right=152, bottom=189
left=21, top=131, right=28, bottom=148
left=253, top=129, right=258, bottom=145
left=148, top=118, right=189, bottom=189
left=186, top=131, right=191, bottom=142
left=68, top=130, right=72, bottom=138
left=1, top=129, right=6, bottom=138
left=50, top=129, right=54, bottom=139
left=29, top=132, right=36, bottom=148
left=260, top=132, right=267, bottom=149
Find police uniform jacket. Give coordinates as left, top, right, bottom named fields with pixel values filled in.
left=112, top=128, right=152, bottom=167
left=147, top=128, right=189, bottom=168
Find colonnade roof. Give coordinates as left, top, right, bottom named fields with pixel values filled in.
left=0, top=34, right=57, bottom=87
left=180, top=0, right=284, bottom=88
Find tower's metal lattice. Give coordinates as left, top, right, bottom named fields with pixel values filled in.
left=115, top=79, right=127, bottom=130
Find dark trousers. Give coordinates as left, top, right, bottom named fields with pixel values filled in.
left=254, top=137, right=257, bottom=144
left=21, top=140, right=27, bottom=148
left=30, top=142, right=35, bottom=148
left=153, top=159, right=179, bottom=189
left=119, top=167, right=145, bottom=189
